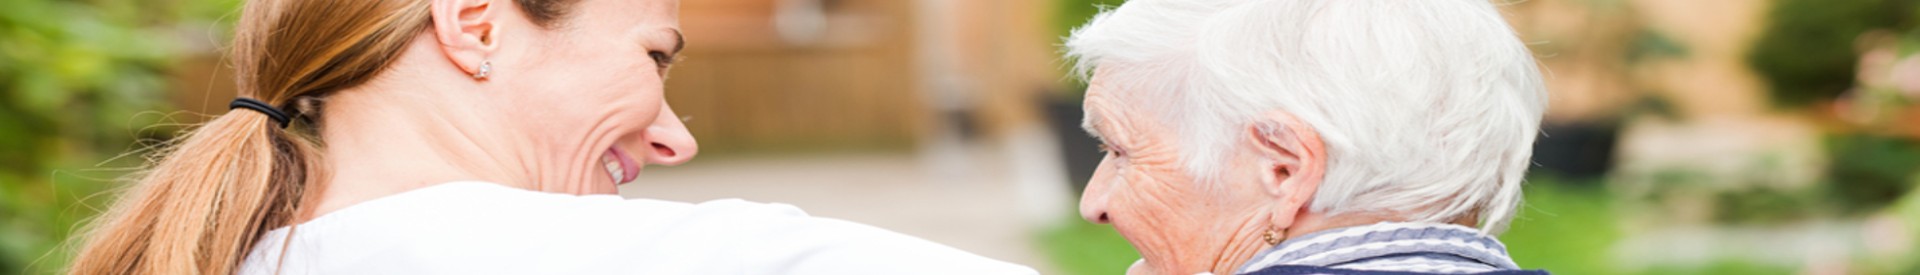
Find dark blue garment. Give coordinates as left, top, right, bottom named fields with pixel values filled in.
left=1242, top=265, right=1550, bottom=275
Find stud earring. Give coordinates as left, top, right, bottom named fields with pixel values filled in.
left=473, top=60, right=492, bottom=79
left=1263, top=227, right=1287, bottom=245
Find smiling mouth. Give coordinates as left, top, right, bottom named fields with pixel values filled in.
left=602, top=147, right=639, bottom=185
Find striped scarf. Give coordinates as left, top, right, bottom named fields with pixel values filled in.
left=1234, top=222, right=1547, bottom=275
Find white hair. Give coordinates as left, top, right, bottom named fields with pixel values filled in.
left=1065, top=0, right=1546, bottom=233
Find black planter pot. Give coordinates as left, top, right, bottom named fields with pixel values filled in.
left=1531, top=122, right=1621, bottom=182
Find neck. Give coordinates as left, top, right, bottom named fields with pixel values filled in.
left=1282, top=212, right=1399, bottom=241
left=305, top=81, right=532, bottom=220
left=1209, top=211, right=1419, bottom=274
left=1207, top=215, right=1279, bottom=275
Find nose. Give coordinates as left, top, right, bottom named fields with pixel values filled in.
left=1079, top=193, right=1111, bottom=224
left=642, top=102, right=698, bottom=166
left=1079, top=155, right=1116, bottom=224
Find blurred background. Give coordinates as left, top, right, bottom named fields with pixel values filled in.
left=3, top=0, right=1920, bottom=274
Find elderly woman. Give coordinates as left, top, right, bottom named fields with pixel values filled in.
left=67, top=0, right=1035, bottom=274
left=1065, top=0, right=1548, bottom=274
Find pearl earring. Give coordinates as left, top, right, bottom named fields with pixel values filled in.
left=473, top=60, right=492, bottom=79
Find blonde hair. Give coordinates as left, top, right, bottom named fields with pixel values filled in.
left=68, top=0, right=574, bottom=273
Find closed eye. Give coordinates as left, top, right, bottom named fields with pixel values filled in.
left=649, top=51, right=678, bottom=77
left=650, top=51, right=675, bottom=68
left=1098, top=144, right=1123, bottom=157
left=649, top=29, right=687, bottom=77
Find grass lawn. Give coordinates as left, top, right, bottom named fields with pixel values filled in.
left=1499, top=180, right=1622, bottom=274
left=1039, top=217, right=1140, bottom=275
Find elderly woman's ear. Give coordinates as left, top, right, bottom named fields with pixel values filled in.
left=1246, top=111, right=1327, bottom=224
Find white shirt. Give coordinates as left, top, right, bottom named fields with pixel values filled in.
left=238, top=181, right=1037, bottom=275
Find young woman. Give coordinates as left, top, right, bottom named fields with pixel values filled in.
left=68, top=0, right=1035, bottom=274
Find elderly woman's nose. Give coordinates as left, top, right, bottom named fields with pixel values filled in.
left=1079, top=193, right=1111, bottom=224
left=642, top=102, right=698, bottom=166
left=1080, top=160, right=1117, bottom=224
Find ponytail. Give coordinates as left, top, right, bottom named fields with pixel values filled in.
left=67, top=0, right=578, bottom=272
left=68, top=106, right=322, bottom=274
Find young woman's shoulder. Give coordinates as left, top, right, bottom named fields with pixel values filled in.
left=239, top=181, right=1035, bottom=275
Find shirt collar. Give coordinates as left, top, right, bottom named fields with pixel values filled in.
left=1236, top=222, right=1520, bottom=274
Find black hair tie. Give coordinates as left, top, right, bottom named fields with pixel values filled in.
left=229, top=98, right=291, bottom=128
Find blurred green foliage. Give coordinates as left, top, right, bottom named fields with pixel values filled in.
left=1732, top=0, right=1920, bottom=226
left=1627, top=30, right=1689, bottom=63
left=1749, top=0, right=1916, bottom=109
left=1825, top=134, right=1920, bottom=214
left=0, top=0, right=237, bottom=273
left=1622, top=134, right=1920, bottom=226
left=1051, top=0, right=1125, bottom=39
left=1510, top=179, right=1790, bottom=274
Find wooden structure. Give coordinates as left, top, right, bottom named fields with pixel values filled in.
left=169, top=0, right=1062, bottom=154
left=673, top=0, right=1057, bottom=154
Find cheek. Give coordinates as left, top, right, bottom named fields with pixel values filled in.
left=533, top=48, right=664, bottom=125
left=1108, top=162, right=1215, bottom=258
left=1113, top=168, right=1202, bottom=230
left=532, top=35, right=661, bottom=97
left=505, top=44, right=666, bottom=167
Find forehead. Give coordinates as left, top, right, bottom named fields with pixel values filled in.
left=1081, top=71, right=1130, bottom=136
left=1083, top=66, right=1154, bottom=104
left=573, top=0, right=681, bottom=27
left=1081, top=67, right=1184, bottom=138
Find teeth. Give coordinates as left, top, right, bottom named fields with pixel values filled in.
left=603, top=154, right=626, bottom=184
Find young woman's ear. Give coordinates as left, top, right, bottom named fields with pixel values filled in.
left=429, top=0, right=498, bottom=77
left=1245, top=111, right=1327, bottom=225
